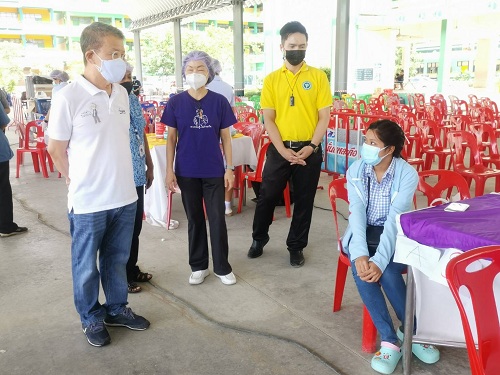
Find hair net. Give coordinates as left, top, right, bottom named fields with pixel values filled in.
left=50, top=70, right=69, bottom=82
left=211, top=59, right=222, bottom=74
left=181, top=50, right=215, bottom=85
left=125, top=62, right=134, bottom=73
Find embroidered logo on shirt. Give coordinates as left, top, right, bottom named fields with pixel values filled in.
left=118, top=107, right=126, bottom=114
left=80, top=110, right=92, bottom=118
left=302, top=81, right=312, bottom=90
left=191, top=108, right=211, bottom=129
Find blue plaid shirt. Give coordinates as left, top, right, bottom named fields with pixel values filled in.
left=364, top=158, right=396, bottom=226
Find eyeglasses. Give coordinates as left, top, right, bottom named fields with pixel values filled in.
left=111, top=51, right=127, bottom=60
left=92, top=49, right=126, bottom=61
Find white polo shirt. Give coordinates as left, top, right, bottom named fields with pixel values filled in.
left=207, top=76, right=235, bottom=107
left=49, top=75, right=137, bottom=214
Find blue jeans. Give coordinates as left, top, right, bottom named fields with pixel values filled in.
left=68, top=202, right=137, bottom=325
left=350, top=229, right=407, bottom=345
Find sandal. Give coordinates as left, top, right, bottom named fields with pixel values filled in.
left=371, top=342, right=402, bottom=375
left=134, top=271, right=153, bottom=282
left=128, top=282, right=142, bottom=293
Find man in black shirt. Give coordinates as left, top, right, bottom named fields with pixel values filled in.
left=132, top=76, right=142, bottom=96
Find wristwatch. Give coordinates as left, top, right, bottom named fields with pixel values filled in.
left=226, top=165, right=235, bottom=171
left=309, top=143, right=320, bottom=153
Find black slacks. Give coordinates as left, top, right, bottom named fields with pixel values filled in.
left=0, top=160, right=17, bottom=233
left=252, top=143, right=323, bottom=252
left=176, top=176, right=232, bottom=276
left=126, top=185, right=144, bottom=281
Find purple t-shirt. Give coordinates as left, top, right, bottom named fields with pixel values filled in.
left=162, top=90, right=236, bottom=178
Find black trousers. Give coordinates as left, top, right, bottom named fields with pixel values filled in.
left=126, top=185, right=144, bottom=281
left=176, top=176, right=232, bottom=276
left=0, top=160, right=17, bottom=233
left=252, top=143, right=323, bottom=252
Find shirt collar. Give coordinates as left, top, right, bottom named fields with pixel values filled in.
left=76, top=75, right=116, bottom=97
left=281, top=61, right=309, bottom=73
left=364, top=157, right=396, bottom=181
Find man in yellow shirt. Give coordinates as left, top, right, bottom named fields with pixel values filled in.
left=248, top=21, right=331, bottom=267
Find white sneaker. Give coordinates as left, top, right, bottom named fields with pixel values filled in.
left=225, top=207, right=233, bottom=216
left=189, top=269, right=209, bottom=285
left=215, top=272, right=237, bottom=285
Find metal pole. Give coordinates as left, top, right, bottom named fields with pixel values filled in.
left=402, top=266, right=415, bottom=375
left=133, top=31, right=143, bottom=83
left=232, top=0, right=244, bottom=97
left=173, top=18, right=183, bottom=92
left=334, top=0, right=350, bottom=97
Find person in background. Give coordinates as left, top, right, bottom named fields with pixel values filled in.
left=0, top=104, right=28, bottom=237
left=247, top=21, right=331, bottom=268
left=342, top=120, right=440, bottom=374
left=50, top=70, right=70, bottom=96
left=120, top=62, right=154, bottom=294
left=0, top=87, right=10, bottom=114
left=207, top=58, right=236, bottom=216
left=163, top=50, right=237, bottom=286
left=394, top=69, right=404, bottom=90
left=48, top=21, right=149, bottom=348
left=132, top=76, right=142, bottom=96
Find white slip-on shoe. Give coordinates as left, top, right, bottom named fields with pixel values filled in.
left=189, top=269, right=209, bottom=285
left=225, top=207, right=233, bottom=216
left=215, top=272, right=237, bottom=285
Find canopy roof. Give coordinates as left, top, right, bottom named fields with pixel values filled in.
left=124, top=0, right=262, bottom=31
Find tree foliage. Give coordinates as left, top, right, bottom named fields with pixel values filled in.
left=0, top=42, right=25, bottom=92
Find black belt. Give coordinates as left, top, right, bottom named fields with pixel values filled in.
left=283, top=140, right=311, bottom=149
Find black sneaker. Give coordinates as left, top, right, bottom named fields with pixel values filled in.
left=0, top=227, right=28, bottom=237
left=82, top=321, right=111, bottom=347
left=248, top=236, right=269, bottom=258
left=290, top=250, right=305, bottom=268
left=104, top=307, right=150, bottom=330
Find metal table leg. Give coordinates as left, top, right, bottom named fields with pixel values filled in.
left=403, top=265, right=415, bottom=375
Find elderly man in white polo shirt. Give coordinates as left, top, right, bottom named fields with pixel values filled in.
left=48, top=22, right=149, bottom=348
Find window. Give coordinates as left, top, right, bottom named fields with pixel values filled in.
left=416, top=65, right=424, bottom=74
left=24, top=13, right=43, bottom=23
left=457, top=61, right=469, bottom=68
left=427, top=62, right=438, bottom=74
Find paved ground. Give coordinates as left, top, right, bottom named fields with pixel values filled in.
left=0, top=126, right=476, bottom=375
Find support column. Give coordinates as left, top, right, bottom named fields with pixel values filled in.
left=233, top=0, right=245, bottom=97
left=133, top=30, right=143, bottom=83
left=474, top=38, right=496, bottom=89
left=437, top=19, right=451, bottom=93
left=173, top=18, right=183, bottom=92
left=334, top=0, right=350, bottom=97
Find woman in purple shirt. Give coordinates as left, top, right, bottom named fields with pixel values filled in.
left=162, top=51, right=237, bottom=286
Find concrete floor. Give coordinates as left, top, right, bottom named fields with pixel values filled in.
left=0, top=127, right=473, bottom=375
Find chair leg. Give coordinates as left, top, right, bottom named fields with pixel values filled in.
left=284, top=182, right=291, bottom=218
left=38, top=151, right=49, bottom=178
left=16, top=150, right=21, bottom=178
left=237, top=176, right=246, bottom=214
left=362, top=306, right=378, bottom=353
left=166, top=190, right=173, bottom=230
left=31, top=153, right=41, bottom=173
left=333, top=258, right=349, bottom=312
left=474, top=177, right=485, bottom=197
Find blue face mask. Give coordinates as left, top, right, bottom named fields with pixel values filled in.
left=360, top=144, right=388, bottom=166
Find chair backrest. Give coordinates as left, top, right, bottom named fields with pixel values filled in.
left=446, top=245, right=500, bottom=375
left=469, top=123, right=499, bottom=157
left=240, top=122, right=264, bottom=152
left=24, top=120, right=46, bottom=150
left=418, top=118, right=445, bottom=150
left=328, top=178, right=349, bottom=250
left=416, top=169, right=471, bottom=207
left=252, top=141, right=271, bottom=178
left=447, top=130, right=483, bottom=168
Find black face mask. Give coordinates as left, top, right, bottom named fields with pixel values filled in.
left=121, top=81, right=133, bottom=95
left=285, top=50, right=306, bottom=66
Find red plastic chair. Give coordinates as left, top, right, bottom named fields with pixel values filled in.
left=447, top=130, right=500, bottom=196
left=446, top=245, right=500, bottom=375
left=16, top=120, right=52, bottom=178
left=416, top=169, right=471, bottom=208
left=237, top=142, right=291, bottom=218
left=468, top=123, right=500, bottom=169
left=417, top=119, right=453, bottom=170
left=328, top=177, right=377, bottom=353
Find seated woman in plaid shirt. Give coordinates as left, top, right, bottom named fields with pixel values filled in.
left=342, top=119, right=440, bottom=374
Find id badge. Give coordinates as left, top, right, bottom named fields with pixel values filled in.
left=139, top=143, right=145, bottom=157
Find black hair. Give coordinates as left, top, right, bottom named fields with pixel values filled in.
left=280, top=21, right=308, bottom=44
left=367, top=119, right=405, bottom=158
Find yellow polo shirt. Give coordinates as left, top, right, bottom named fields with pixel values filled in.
left=260, top=63, right=332, bottom=141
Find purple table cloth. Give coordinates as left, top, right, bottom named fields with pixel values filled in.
left=399, top=194, right=500, bottom=251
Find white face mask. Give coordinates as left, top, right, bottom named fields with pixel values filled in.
left=92, top=50, right=127, bottom=84
left=185, top=73, right=208, bottom=90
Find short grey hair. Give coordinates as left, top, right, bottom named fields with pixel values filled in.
left=80, top=22, right=124, bottom=65
left=211, top=59, right=222, bottom=74
left=181, top=50, right=215, bottom=85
